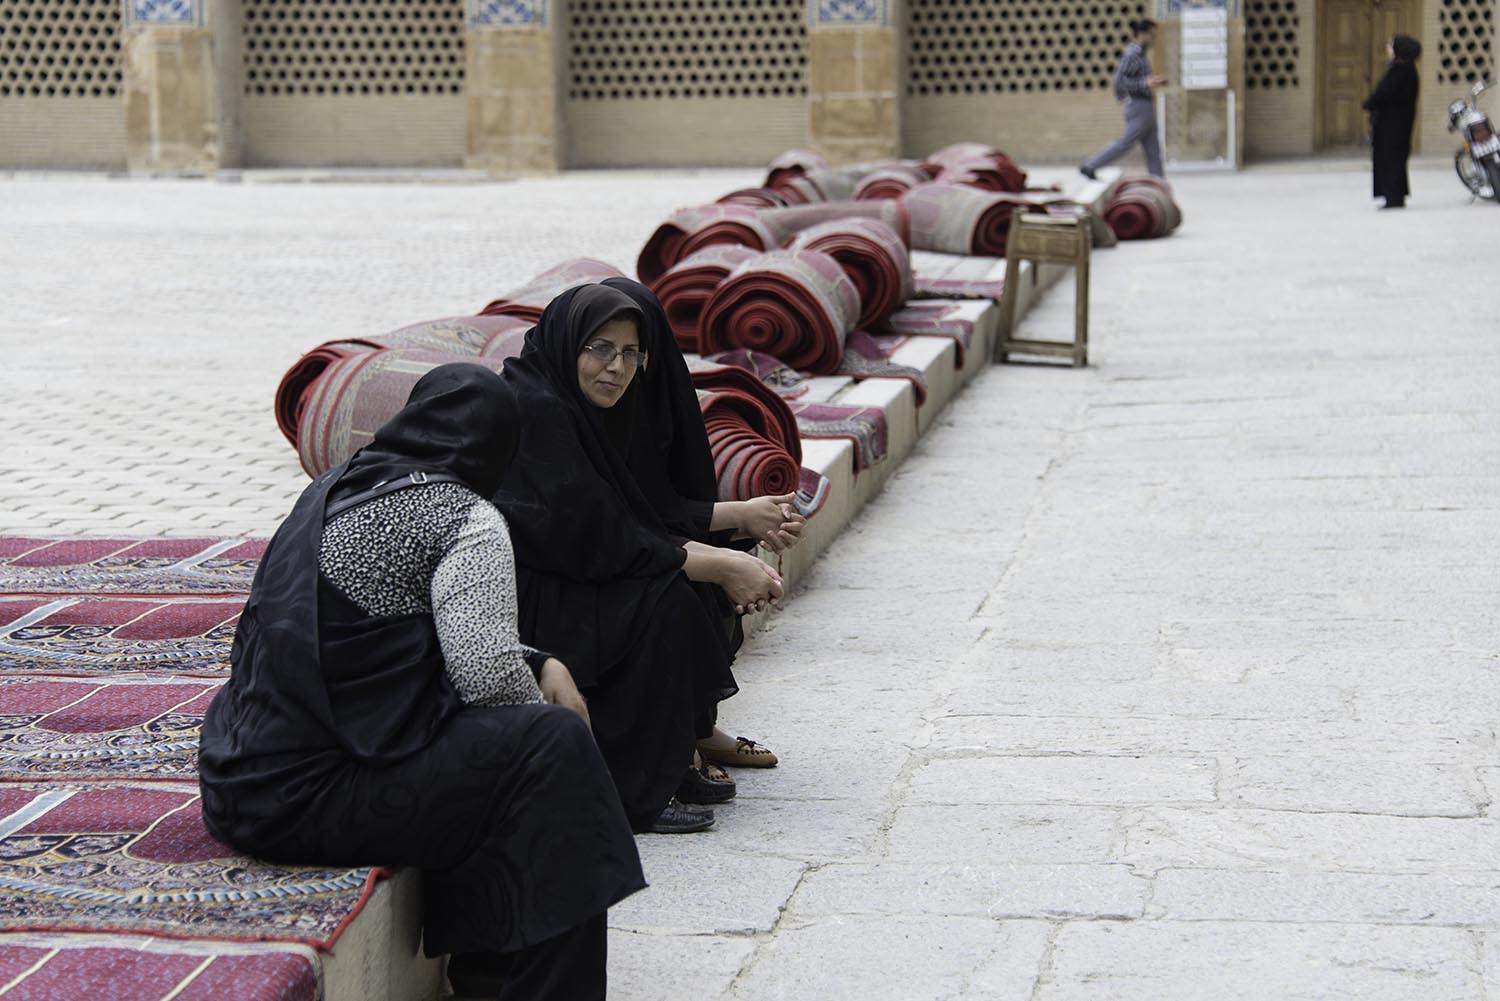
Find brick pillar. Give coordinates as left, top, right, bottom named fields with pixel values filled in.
left=122, top=0, right=242, bottom=174
left=465, top=1, right=564, bottom=175
left=807, top=0, right=904, bottom=164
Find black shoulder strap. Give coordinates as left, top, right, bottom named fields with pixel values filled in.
left=324, top=471, right=469, bottom=521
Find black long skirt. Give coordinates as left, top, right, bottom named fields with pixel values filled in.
left=583, top=576, right=739, bottom=830
left=204, top=703, right=645, bottom=956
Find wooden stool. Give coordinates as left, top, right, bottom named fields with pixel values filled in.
left=996, top=213, right=1090, bottom=367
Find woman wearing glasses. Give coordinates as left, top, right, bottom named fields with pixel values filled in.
left=494, top=284, right=786, bottom=834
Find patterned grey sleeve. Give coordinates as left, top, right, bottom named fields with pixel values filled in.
left=431, top=500, right=545, bottom=707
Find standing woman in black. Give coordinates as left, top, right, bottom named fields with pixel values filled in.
left=1363, top=34, right=1422, bottom=209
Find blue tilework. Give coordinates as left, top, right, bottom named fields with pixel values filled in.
left=813, top=0, right=887, bottom=26
left=469, top=0, right=548, bottom=27
left=127, top=0, right=198, bottom=26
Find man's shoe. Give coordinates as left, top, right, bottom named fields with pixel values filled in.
left=648, top=799, right=715, bottom=834
left=1079, top=165, right=1098, bottom=180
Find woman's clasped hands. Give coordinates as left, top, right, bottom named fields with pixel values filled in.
left=729, top=493, right=807, bottom=553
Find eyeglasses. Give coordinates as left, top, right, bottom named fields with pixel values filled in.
left=580, top=341, right=648, bottom=369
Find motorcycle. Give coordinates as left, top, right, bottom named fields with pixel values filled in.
left=1448, top=79, right=1500, bottom=202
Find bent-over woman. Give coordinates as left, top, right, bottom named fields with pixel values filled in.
left=199, top=364, right=643, bottom=1001
left=494, top=284, right=787, bottom=834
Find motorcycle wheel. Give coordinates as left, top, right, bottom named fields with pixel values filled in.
left=1455, top=151, right=1491, bottom=197
left=1484, top=158, right=1500, bottom=203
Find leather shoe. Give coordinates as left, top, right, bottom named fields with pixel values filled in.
left=648, top=799, right=715, bottom=834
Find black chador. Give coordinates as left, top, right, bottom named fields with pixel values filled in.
left=199, top=364, right=644, bottom=998
left=493, top=285, right=739, bottom=831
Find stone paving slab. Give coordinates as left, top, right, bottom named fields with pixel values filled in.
left=5, top=163, right=1500, bottom=999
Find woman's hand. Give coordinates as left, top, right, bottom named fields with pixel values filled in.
left=717, top=549, right=785, bottom=614
left=538, top=658, right=590, bottom=724
left=735, top=494, right=807, bottom=552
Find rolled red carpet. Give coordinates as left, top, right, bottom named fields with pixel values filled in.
left=637, top=204, right=781, bottom=286
left=718, top=187, right=791, bottom=209
left=296, top=348, right=504, bottom=477
left=773, top=167, right=862, bottom=204
left=788, top=218, right=913, bottom=330
left=853, top=162, right=933, bottom=201
left=273, top=339, right=380, bottom=446
left=903, top=183, right=1056, bottom=256
left=759, top=200, right=911, bottom=247
left=763, top=148, right=829, bottom=189
left=479, top=258, right=626, bottom=319
left=688, top=361, right=802, bottom=459
left=698, top=249, right=860, bottom=375
left=649, top=245, right=760, bottom=352
left=273, top=315, right=531, bottom=448
left=1118, top=177, right=1183, bottom=233
left=920, top=142, right=1028, bottom=192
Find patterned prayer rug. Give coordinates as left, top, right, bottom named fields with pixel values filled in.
left=787, top=401, right=890, bottom=471
left=0, top=539, right=263, bottom=597
left=0, top=677, right=218, bottom=782
left=0, top=597, right=239, bottom=679
left=0, top=933, right=318, bottom=1001
left=0, top=781, right=384, bottom=949
left=880, top=302, right=979, bottom=365
left=838, top=331, right=928, bottom=407
left=909, top=251, right=1008, bottom=301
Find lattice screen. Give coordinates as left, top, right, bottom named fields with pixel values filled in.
left=0, top=0, right=121, bottom=98
left=908, top=0, right=1147, bottom=95
left=1439, top=0, right=1494, bottom=84
left=567, top=0, right=807, bottom=101
left=1245, top=0, right=1300, bottom=89
left=243, top=0, right=464, bottom=97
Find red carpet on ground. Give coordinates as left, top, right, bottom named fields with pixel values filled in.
left=0, top=936, right=319, bottom=1001
left=0, top=781, right=384, bottom=949
left=0, top=539, right=263, bottom=596
left=0, top=676, right=217, bottom=781
left=0, top=596, right=240, bottom=679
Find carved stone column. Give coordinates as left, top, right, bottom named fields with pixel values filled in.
left=122, top=0, right=242, bottom=174
left=465, top=0, right=565, bottom=174
left=807, top=0, right=905, bottom=164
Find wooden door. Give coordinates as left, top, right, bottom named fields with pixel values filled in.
left=1318, top=0, right=1422, bottom=149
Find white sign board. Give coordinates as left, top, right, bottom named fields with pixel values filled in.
left=1181, top=8, right=1228, bottom=90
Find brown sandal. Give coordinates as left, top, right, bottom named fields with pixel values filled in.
left=697, top=735, right=779, bottom=769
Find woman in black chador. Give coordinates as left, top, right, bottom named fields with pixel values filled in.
left=1363, top=34, right=1422, bottom=209
left=494, top=284, right=789, bottom=835
left=199, top=363, right=644, bottom=1001
left=603, top=276, right=804, bottom=772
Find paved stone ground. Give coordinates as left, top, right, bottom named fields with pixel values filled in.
left=3, top=162, right=1498, bottom=1000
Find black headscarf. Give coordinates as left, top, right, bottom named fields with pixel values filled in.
left=494, top=284, right=685, bottom=584
left=602, top=277, right=723, bottom=542
left=1391, top=33, right=1421, bottom=63
left=331, top=362, right=522, bottom=506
